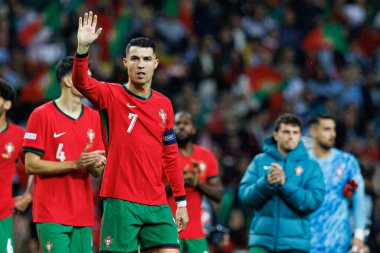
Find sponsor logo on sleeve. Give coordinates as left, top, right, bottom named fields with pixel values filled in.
left=24, top=132, right=37, bottom=140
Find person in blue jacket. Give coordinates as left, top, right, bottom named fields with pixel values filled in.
left=238, top=113, right=325, bottom=253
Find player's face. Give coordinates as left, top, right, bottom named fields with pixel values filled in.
left=0, top=96, right=11, bottom=116
left=123, top=46, right=158, bottom=86
left=174, top=113, right=195, bottom=145
left=313, top=119, right=336, bottom=149
left=274, top=123, right=301, bottom=154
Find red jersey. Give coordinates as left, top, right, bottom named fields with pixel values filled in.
left=167, top=145, right=219, bottom=239
left=0, top=122, right=24, bottom=219
left=73, top=54, right=186, bottom=205
left=22, top=101, right=104, bottom=226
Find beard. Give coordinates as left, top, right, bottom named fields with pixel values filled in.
left=318, top=140, right=334, bottom=150
left=176, top=134, right=194, bottom=148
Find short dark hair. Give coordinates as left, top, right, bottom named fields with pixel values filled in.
left=309, top=114, right=336, bottom=126
left=274, top=113, right=303, bottom=132
left=0, top=79, right=16, bottom=106
left=126, top=37, right=156, bottom=55
left=56, top=56, right=74, bottom=84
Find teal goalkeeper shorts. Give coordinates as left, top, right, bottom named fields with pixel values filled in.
left=100, top=198, right=180, bottom=252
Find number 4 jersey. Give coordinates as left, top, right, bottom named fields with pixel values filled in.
left=22, top=101, right=104, bottom=226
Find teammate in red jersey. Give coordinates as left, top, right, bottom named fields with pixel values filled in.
left=166, top=112, right=223, bottom=253
left=73, top=11, right=189, bottom=253
left=0, top=79, right=32, bottom=253
left=23, top=56, right=105, bottom=253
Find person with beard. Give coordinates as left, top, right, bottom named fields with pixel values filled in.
left=308, top=115, right=368, bottom=253
left=239, top=113, right=325, bottom=253
left=166, top=111, right=223, bottom=253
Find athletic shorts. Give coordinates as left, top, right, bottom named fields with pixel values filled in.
left=36, top=223, right=92, bottom=253
left=179, top=238, right=209, bottom=253
left=100, top=198, right=180, bottom=253
left=0, top=216, right=14, bottom=253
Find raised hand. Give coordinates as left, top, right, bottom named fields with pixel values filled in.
left=77, top=11, right=102, bottom=54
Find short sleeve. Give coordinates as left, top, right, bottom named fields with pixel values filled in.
left=23, top=110, right=47, bottom=156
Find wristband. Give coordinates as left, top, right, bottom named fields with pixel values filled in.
left=354, top=229, right=365, bottom=241
left=177, top=200, right=187, bottom=207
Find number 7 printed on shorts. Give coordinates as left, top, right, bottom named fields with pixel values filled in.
left=127, top=113, right=138, bottom=133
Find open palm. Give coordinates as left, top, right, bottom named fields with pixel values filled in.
left=77, top=11, right=102, bottom=48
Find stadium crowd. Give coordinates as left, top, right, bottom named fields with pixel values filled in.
left=1, top=0, right=380, bottom=252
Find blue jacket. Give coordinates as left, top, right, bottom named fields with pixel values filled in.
left=238, top=137, right=325, bottom=252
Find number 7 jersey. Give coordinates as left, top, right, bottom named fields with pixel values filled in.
left=22, top=101, right=104, bottom=226
left=73, top=54, right=186, bottom=206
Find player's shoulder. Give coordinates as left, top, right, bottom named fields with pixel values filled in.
left=8, top=122, right=25, bottom=134
left=194, top=144, right=213, bottom=156
left=30, top=101, right=54, bottom=117
left=332, top=148, right=358, bottom=162
left=152, top=89, right=172, bottom=104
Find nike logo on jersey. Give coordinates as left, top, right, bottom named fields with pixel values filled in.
left=263, top=165, right=272, bottom=170
left=53, top=132, right=66, bottom=138
left=127, top=103, right=137, bottom=108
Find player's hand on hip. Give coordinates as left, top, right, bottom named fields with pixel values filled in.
left=176, top=206, right=189, bottom=232
left=77, top=11, right=102, bottom=53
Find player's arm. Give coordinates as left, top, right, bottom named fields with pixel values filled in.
left=238, top=156, right=276, bottom=208
left=13, top=175, right=33, bottom=214
left=88, top=152, right=106, bottom=178
left=24, top=146, right=100, bottom=175
left=350, top=158, right=368, bottom=250
left=186, top=161, right=223, bottom=203
left=73, top=11, right=111, bottom=110
left=196, top=177, right=223, bottom=203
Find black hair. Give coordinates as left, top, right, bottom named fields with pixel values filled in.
left=175, top=111, right=195, bottom=126
left=274, top=113, right=303, bottom=132
left=308, top=114, right=336, bottom=126
left=56, top=56, right=74, bottom=84
left=0, top=79, right=16, bottom=105
left=126, top=37, right=156, bottom=55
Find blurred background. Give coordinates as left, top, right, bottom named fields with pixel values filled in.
left=4, top=0, right=380, bottom=252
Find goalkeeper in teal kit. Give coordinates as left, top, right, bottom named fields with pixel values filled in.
left=308, top=115, right=368, bottom=253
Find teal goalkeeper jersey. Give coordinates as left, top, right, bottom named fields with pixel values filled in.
left=308, top=148, right=366, bottom=253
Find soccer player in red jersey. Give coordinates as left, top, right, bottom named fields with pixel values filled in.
left=166, top=112, right=223, bottom=253
left=23, top=56, right=105, bottom=253
left=0, top=79, right=32, bottom=253
left=73, top=11, right=189, bottom=253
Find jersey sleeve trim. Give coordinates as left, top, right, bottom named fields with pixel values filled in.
left=163, top=129, right=176, bottom=146
left=23, top=147, right=44, bottom=156
left=75, top=52, right=88, bottom=58
left=174, top=195, right=186, bottom=202
left=207, top=175, right=220, bottom=181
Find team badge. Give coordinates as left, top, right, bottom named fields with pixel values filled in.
left=336, top=167, right=343, bottom=177
left=295, top=166, right=304, bottom=176
left=45, top=241, right=53, bottom=252
left=1, top=142, right=14, bottom=159
left=158, top=109, right=167, bottom=129
left=104, top=236, right=113, bottom=248
left=87, top=129, right=95, bottom=143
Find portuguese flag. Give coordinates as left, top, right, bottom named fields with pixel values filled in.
left=302, top=23, right=348, bottom=54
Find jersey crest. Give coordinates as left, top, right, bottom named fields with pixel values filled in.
left=45, top=241, right=53, bottom=253
left=159, top=109, right=167, bottom=129
left=295, top=165, right=304, bottom=176
left=1, top=142, right=14, bottom=159
left=104, top=236, right=113, bottom=248
left=87, top=129, right=95, bottom=143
